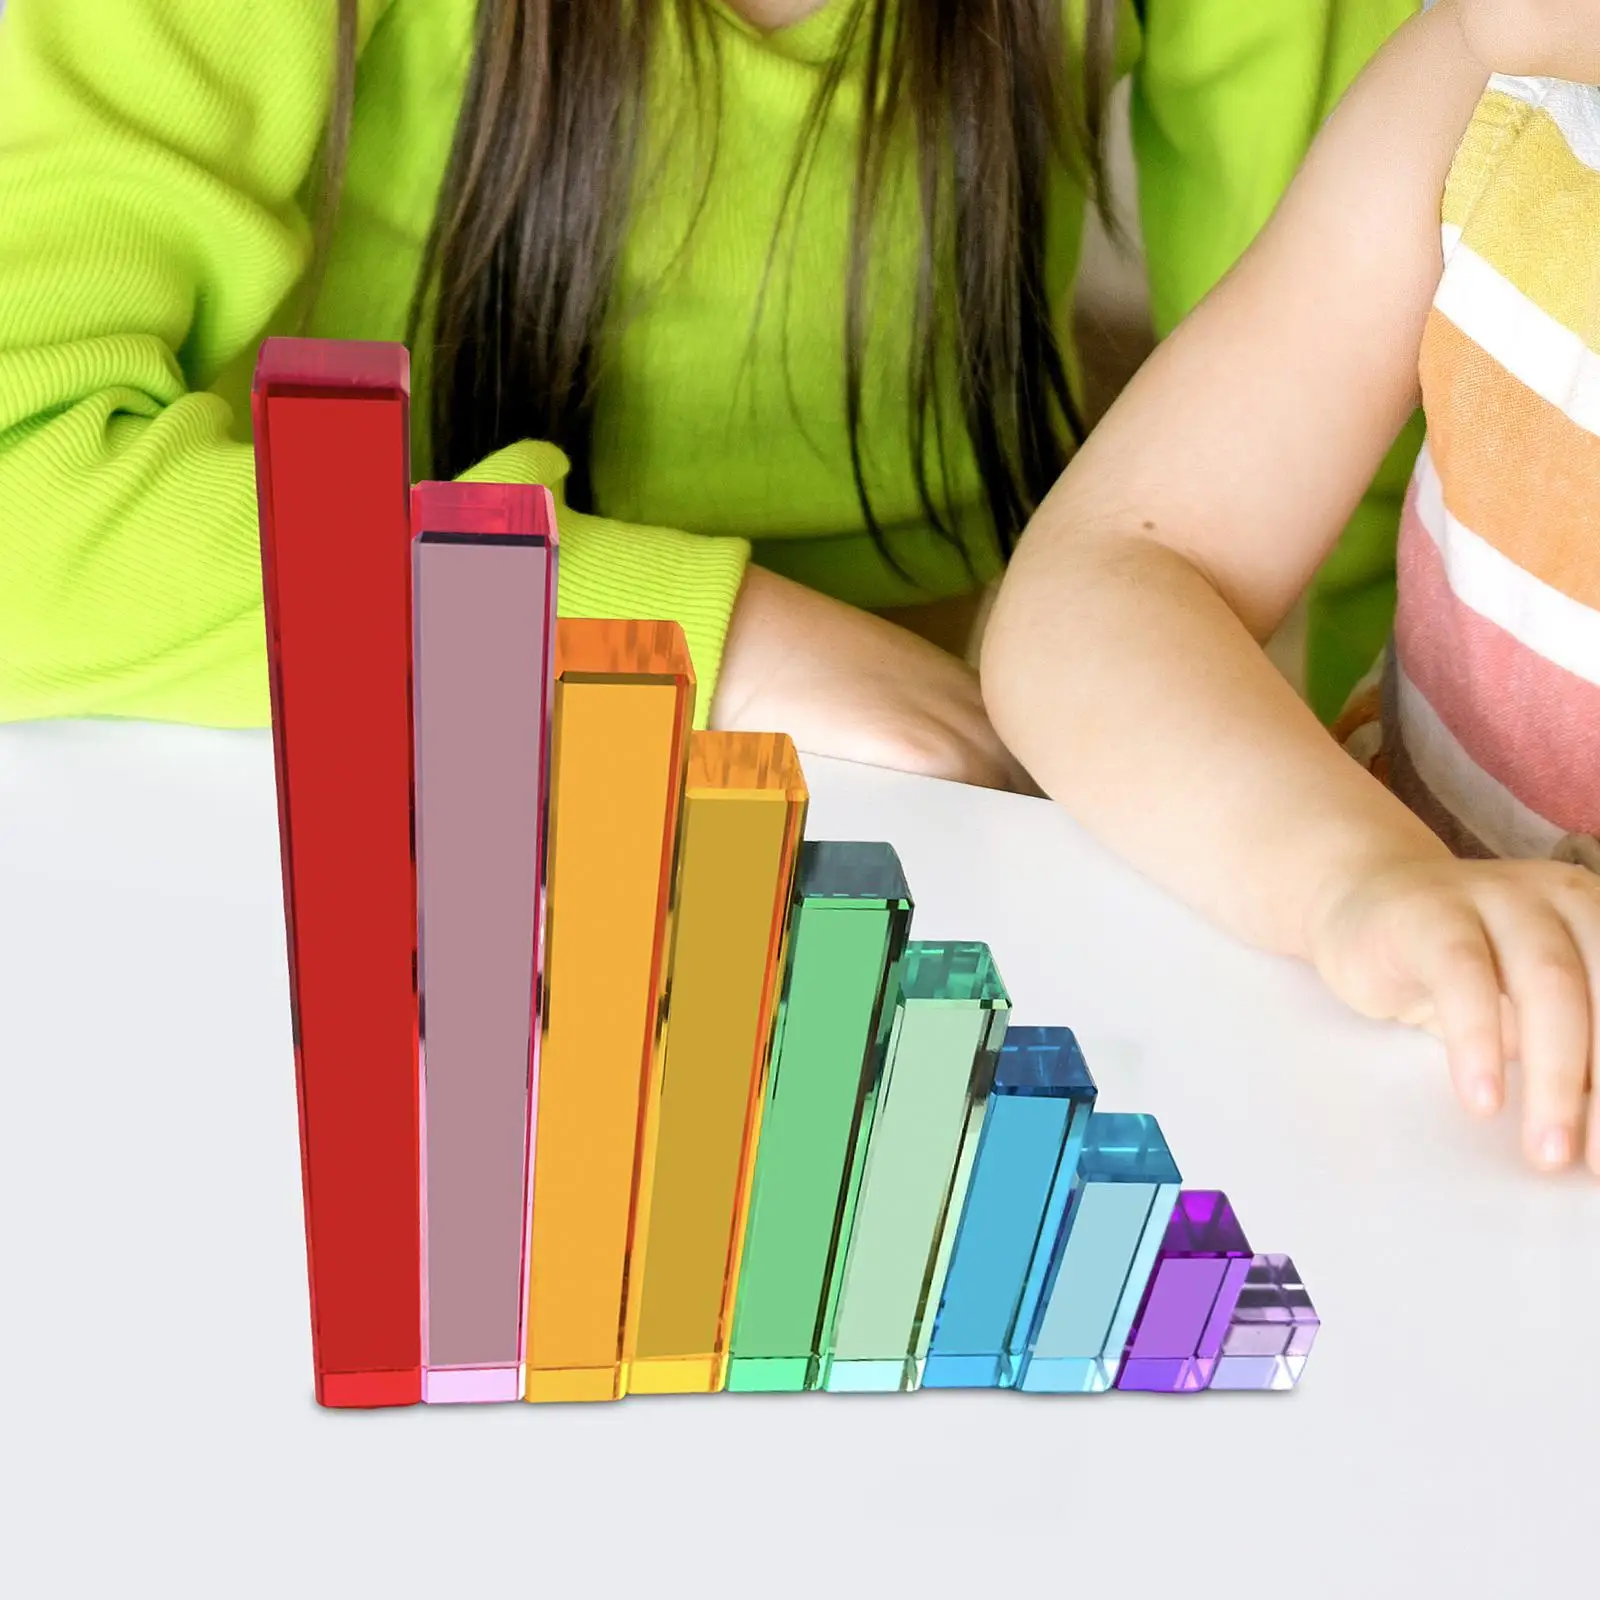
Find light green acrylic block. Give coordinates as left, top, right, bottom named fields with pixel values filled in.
left=818, top=941, right=1010, bottom=1393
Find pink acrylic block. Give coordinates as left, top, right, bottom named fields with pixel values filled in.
left=412, top=481, right=559, bottom=1402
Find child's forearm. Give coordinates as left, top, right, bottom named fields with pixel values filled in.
left=981, top=3, right=1488, bottom=963
left=981, top=522, right=1450, bottom=960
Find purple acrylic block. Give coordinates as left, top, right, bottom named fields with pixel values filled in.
left=1208, top=1254, right=1320, bottom=1391
left=1115, top=1189, right=1251, bottom=1393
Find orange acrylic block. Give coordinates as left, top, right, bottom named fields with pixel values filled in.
left=627, top=734, right=809, bottom=1395
left=523, top=620, right=695, bottom=1403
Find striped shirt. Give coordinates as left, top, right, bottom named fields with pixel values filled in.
left=1343, top=76, right=1600, bottom=866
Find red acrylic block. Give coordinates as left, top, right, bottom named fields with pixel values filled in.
left=253, top=338, right=423, bottom=1408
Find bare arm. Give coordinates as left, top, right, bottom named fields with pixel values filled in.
left=984, top=4, right=1600, bottom=1176
left=981, top=3, right=1488, bottom=958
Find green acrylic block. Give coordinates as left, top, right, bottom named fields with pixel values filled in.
left=725, top=842, right=913, bottom=1391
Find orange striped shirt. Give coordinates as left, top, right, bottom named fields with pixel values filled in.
left=1344, top=77, right=1600, bottom=866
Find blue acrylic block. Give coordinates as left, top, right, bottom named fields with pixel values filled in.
left=923, top=1027, right=1097, bottom=1388
left=1014, top=1112, right=1181, bottom=1393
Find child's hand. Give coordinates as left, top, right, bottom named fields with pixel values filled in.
left=1307, top=857, right=1600, bottom=1173
left=713, top=563, right=1035, bottom=793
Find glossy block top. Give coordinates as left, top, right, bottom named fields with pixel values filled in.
left=1076, top=1112, right=1181, bottom=1187
left=687, top=731, right=807, bottom=799
left=1160, top=1189, right=1251, bottom=1258
left=411, top=480, right=558, bottom=544
left=1226, top=1253, right=1320, bottom=1349
left=553, top=617, right=694, bottom=683
left=795, top=840, right=911, bottom=906
left=994, top=1026, right=1097, bottom=1098
left=253, top=336, right=409, bottom=399
left=900, top=940, right=1008, bottom=1006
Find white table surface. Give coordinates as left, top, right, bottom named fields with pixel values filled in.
left=2, top=719, right=1596, bottom=1598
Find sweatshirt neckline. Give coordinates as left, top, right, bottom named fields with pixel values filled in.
left=701, top=1, right=856, bottom=66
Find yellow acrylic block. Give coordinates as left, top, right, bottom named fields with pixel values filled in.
left=625, top=732, right=808, bottom=1395
left=523, top=619, right=694, bottom=1403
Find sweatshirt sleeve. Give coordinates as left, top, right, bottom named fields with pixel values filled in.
left=0, top=0, right=749, bottom=730
left=1130, top=0, right=1425, bottom=719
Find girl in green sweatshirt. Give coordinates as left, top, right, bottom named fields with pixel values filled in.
left=0, top=0, right=1417, bottom=784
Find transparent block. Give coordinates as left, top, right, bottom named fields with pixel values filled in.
left=251, top=338, right=421, bottom=1409
left=627, top=733, right=808, bottom=1396
left=924, top=1027, right=1096, bottom=1389
left=1116, top=1189, right=1252, bottom=1392
left=523, top=620, right=695, bottom=1403
left=820, top=943, right=1010, bottom=1393
left=1014, top=1112, right=1180, bottom=1394
left=1209, top=1254, right=1321, bottom=1391
left=725, top=842, right=913, bottom=1392
left=412, top=483, right=557, bottom=1403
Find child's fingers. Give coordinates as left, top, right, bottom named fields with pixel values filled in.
left=1589, top=1046, right=1600, bottom=1179
left=1484, top=896, right=1591, bottom=1170
left=1550, top=876, right=1600, bottom=1176
left=1413, top=908, right=1505, bottom=1117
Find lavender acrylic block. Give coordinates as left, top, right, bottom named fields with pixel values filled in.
left=1115, top=1189, right=1252, bottom=1393
left=1208, top=1254, right=1320, bottom=1391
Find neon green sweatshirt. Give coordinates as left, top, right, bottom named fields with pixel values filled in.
left=0, top=0, right=1418, bottom=729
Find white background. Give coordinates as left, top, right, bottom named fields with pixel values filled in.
left=2, top=720, right=1595, bottom=1598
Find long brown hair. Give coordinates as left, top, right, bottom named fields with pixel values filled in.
left=321, top=0, right=1117, bottom=571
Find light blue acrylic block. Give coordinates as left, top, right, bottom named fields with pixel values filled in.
left=1014, top=1112, right=1181, bottom=1393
